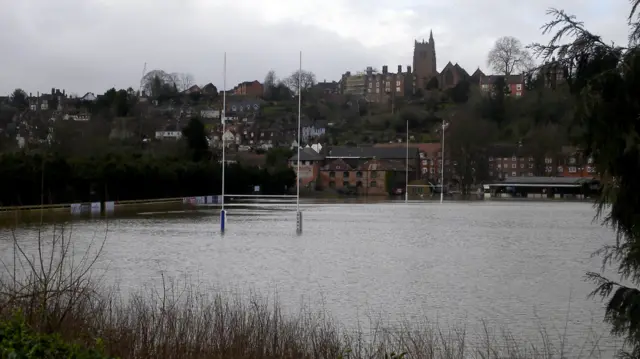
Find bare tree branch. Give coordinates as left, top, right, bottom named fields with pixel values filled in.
left=487, top=36, right=534, bottom=76
left=282, top=70, right=316, bottom=93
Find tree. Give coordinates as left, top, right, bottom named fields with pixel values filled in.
left=265, top=147, right=293, bottom=167
left=9, top=88, right=28, bottom=110
left=264, top=70, right=277, bottom=99
left=446, top=107, right=498, bottom=193
left=531, top=4, right=640, bottom=357
left=182, top=117, right=209, bottom=162
left=171, top=72, right=195, bottom=92
left=141, top=69, right=181, bottom=99
left=487, top=36, right=534, bottom=76
left=271, top=83, right=293, bottom=101
left=282, top=70, right=316, bottom=93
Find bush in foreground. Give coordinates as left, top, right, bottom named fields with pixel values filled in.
left=0, top=313, right=112, bottom=358
left=0, top=225, right=619, bottom=358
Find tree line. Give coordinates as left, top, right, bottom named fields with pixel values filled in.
left=0, top=151, right=295, bottom=207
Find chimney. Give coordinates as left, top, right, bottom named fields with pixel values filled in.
left=51, top=88, right=55, bottom=95
left=398, top=65, right=402, bottom=73
left=407, top=65, right=412, bottom=73
left=63, top=89, right=66, bottom=96
left=382, top=65, right=388, bottom=74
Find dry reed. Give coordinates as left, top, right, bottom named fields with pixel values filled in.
left=0, top=224, right=620, bottom=358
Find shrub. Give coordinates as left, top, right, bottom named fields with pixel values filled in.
left=0, top=313, right=112, bottom=359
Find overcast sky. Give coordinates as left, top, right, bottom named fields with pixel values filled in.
left=0, top=0, right=633, bottom=96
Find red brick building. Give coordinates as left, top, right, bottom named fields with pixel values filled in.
left=233, top=81, right=263, bottom=97
left=479, top=74, right=526, bottom=97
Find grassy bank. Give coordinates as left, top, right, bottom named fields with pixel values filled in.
left=0, top=225, right=618, bottom=358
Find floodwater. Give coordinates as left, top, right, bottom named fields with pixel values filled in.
left=0, top=199, right=623, bottom=354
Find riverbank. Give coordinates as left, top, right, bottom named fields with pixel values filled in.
left=0, top=247, right=617, bottom=359
left=0, top=202, right=622, bottom=358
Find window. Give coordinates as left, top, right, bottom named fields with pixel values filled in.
left=545, top=157, right=553, bottom=164
left=376, top=82, right=379, bottom=87
left=489, top=171, right=493, bottom=176
left=368, top=83, right=372, bottom=88
left=356, top=171, right=363, bottom=178
left=557, top=166, right=563, bottom=172
left=520, top=164, right=524, bottom=168
left=419, top=152, right=425, bottom=158
left=370, top=181, right=377, bottom=187
left=511, top=156, right=516, bottom=161
left=511, top=164, right=516, bottom=169
left=329, top=171, right=335, bottom=178
left=422, top=160, right=427, bottom=165
left=516, top=92, right=522, bottom=96
left=371, top=171, right=378, bottom=178
left=512, top=172, right=517, bottom=177
left=497, top=164, right=502, bottom=169
left=528, top=156, right=534, bottom=162
left=545, top=166, right=552, bottom=172
left=529, top=163, right=533, bottom=169
left=342, top=171, right=349, bottom=178
left=516, top=84, right=522, bottom=90
left=396, top=80, right=401, bottom=86
left=396, top=86, right=401, bottom=92
left=329, top=181, right=335, bottom=188
left=568, top=167, right=577, bottom=173
left=489, top=157, right=494, bottom=161
left=430, top=168, right=435, bottom=174
left=569, top=157, right=576, bottom=164
left=528, top=172, right=533, bottom=176
left=588, top=157, right=594, bottom=164
left=343, top=181, right=349, bottom=187
left=376, top=89, right=379, bottom=93
left=587, top=166, right=595, bottom=173
left=519, top=157, right=524, bottom=162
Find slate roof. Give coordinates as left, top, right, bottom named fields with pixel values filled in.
left=326, top=146, right=419, bottom=159
left=374, top=142, right=441, bottom=156
left=493, top=176, right=597, bottom=186
left=289, top=147, right=325, bottom=161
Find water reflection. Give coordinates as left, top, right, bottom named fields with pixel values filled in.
left=0, top=200, right=620, bottom=352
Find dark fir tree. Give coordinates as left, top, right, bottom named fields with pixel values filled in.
left=531, top=2, right=640, bottom=356
left=9, top=88, right=28, bottom=110
left=182, top=117, right=210, bottom=162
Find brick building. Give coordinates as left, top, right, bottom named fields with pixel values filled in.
left=233, top=81, right=263, bottom=97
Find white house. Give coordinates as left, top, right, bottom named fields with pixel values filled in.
left=200, top=109, right=220, bottom=119
left=80, top=92, right=97, bottom=102
left=63, top=114, right=90, bottom=121
left=221, top=130, right=237, bottom=146
left=155, top=131, right=182, bottom=140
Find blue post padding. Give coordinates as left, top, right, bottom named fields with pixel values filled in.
left=220, top=210, right=226, bottom=232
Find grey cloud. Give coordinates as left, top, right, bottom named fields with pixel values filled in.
left=0, top=0, right=632, bottom=95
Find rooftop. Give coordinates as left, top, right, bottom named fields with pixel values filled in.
left=488, top=176, right=598, bottom=187
left=327, top=146, right=419, bottom=159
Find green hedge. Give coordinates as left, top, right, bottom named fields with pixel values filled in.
left=0, top=152, right=296, bottom=206
left=0, top=315, right=113, bottom=359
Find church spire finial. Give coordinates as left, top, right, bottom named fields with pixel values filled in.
left=429, top=29, right=434, bottom=43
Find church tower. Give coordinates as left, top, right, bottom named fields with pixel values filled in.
left=413, top=30, right=438, bottom=90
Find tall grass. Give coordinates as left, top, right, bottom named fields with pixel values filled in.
left=0, top=224, right=618, bottom=358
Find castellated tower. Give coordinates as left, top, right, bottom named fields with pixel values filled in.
left=413, top=30, right=437, bottom=90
